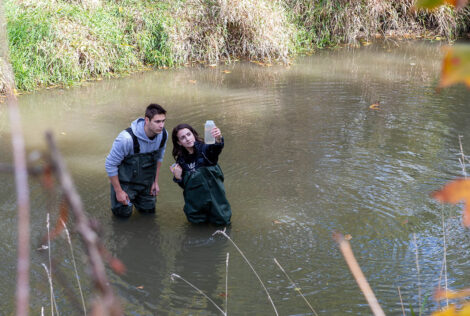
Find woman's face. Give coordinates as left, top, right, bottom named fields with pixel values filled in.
left=177, top=128, right=196, bottom=149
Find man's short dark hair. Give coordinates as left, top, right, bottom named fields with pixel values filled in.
left=145, top=103, right=167, bottom=119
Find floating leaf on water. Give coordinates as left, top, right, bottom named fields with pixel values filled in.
left=208, top=64, right=217, bottom=68
left=223, top=70, right=231, bottom=74
left=273, top=220, right=282, bottom=225
left=188, top=80, right=197, bottom=84
left=137, top=286, right=144, bottom=290
left=369, top=101, right=380, bottom=109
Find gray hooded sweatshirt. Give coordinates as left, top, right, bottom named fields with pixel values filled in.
left=105, top=118, right=167, bottom=177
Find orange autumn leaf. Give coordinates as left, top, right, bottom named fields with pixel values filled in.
left=416, top=0, right=468, bottom=9
left=435, top=288, right=470, bottom=300
left=41, top=164, right=54, bottom=190
left=43, top=198, right=69, bottom=244
left=432, top=179, right=470, bottom=226
left=439, top=45, right=470, bottom=89
left=432, top=305, right=457, bottom=316
left=432, top=303, right=470, bottom=316
left=109, top=257, right=126, bottom=275
left=369, top=102, right=380, bottom=110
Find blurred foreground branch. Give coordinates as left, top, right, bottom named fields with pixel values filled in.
left=0, top=2, right=31, bottom=316
left=45, top=132, right=122, bottom=316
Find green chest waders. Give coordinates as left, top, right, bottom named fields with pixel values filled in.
left=182, top=165, right=232, bottom=225
left=111, top=128, right=166, bottom=217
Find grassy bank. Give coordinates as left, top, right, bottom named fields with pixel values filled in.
left=2, top=0, right=470, bottom=92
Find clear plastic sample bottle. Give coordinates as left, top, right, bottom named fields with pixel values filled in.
left=204, top=120, right=216, bottom=144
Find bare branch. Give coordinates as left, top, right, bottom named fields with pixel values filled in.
left=0, top=2, right=31, bottom=315
left=45, top=131, right=121, bottom=316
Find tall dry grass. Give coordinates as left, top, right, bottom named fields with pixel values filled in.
left=286, top=0, right=470, bottom=49
left=167, top=0, right=295, bottom=63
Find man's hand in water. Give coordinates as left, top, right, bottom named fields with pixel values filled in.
left=151, top=181, right=160, bottom=196
left=116, top=189, right=130, bottom=205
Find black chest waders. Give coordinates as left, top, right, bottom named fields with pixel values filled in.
left=110, top=127, right=167, bottom=217
left=182, top=164, right=232, bottom=225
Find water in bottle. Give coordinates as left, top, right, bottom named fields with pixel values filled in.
left=204, top=120, right=216, bottom=144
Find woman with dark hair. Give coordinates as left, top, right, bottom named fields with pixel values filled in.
left=170, top=123, right=232, bottom=226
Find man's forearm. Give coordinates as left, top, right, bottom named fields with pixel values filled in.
left=109, top=175, right=123, bottom=193
left=155, top=161, right=162, bottom=183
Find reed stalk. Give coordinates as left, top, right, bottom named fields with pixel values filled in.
left=46, top=213, right=54, bottom=316
left=225, top=252, right=229, bottom=316
left=440, top=208, right=449, bottom=307
left=62, top=220, right=87, bottom=315
left=273, top=258, right=318, bottom=316
left=213, top=229, right=279, bottom=316
left=397, top=286, right=405, bottom=316
left=170, top=273, right=225, bottom=315
left=334, top=233, right=385, bottom=316
left=413, top=233, right=422, bottom=316
left=41, top=263, right=59, bottom=316
left=458, top=135, right=467, bottom=178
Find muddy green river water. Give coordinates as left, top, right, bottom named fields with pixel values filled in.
left=1, top=41, right=470, bottom=315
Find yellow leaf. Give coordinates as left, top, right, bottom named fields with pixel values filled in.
left=433, top=179, right=470, bottom=226
left=415, top=0, right=468, bottom=9
left=459, top=303, right=470, bottom=315
left=432, top=305, right=457, bottom=316
left=439, top=45, right=470, bottom=89
left=369, top=101, right=380, bottom=109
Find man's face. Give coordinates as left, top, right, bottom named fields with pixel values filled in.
left=145, top=114, right=166, bottom=137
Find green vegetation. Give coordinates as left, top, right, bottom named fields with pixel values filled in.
left=2, top=0, right=470, bottom=92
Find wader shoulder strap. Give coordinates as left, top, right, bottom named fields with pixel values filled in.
left=125, top=127, right=140, bottom=154
left=160, top=128, right=167, bottom=149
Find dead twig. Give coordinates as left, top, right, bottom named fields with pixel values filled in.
left=0, top=2, right=31, bottom=315
left=45, top=131, right=121, bottom=316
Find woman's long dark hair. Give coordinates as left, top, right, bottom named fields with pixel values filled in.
left=171, top=123, right=203, bottom=160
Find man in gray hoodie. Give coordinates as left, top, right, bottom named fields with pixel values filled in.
left=105, top=103, right=168, bottom=217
